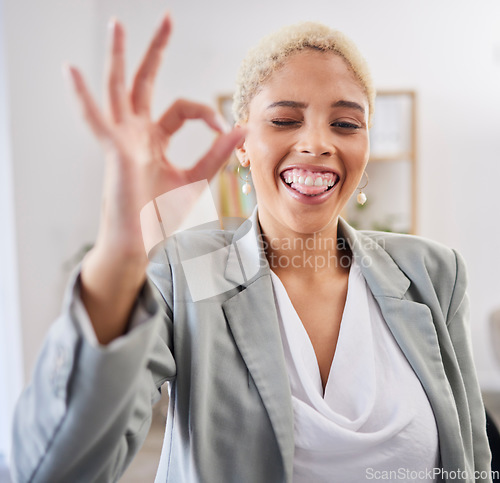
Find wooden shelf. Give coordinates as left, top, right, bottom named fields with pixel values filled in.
left=345, top=90, right=417, bottom=234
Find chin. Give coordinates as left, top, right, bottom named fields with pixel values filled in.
left=255, top=184, right=346, bottom=237
left=278, top=208, right=340, bottom=236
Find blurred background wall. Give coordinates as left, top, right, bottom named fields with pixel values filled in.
left=2, top=0, right=500, bottom=410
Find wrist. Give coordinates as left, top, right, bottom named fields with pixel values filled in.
left=82, top=243, right=148, bottom=293
left=80, top=246, right=148, bottom=345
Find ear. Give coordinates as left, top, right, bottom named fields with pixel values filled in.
left=234, top=122, right=250, bottom=167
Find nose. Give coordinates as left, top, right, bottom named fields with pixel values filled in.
left=295, top=123, right=334, bottom=157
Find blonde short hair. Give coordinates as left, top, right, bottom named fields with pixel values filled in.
left=233, top=21, right=375, bottom=126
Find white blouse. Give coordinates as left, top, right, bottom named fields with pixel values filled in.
left=270, top=261, right=440, bottom=482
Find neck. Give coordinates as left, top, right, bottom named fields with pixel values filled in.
left=259, top=218, right=351, bottom=279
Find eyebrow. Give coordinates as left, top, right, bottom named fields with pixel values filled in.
left=332, top=100, right=365, bottom=114
left=266, top=101, right=307, bottom=109
left=266, top=99, right=365, bottom=114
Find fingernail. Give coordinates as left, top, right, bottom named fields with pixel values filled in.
left=234, top=126, right=247, bottom=138
left=108, top=17, right=118, bottom=31
left=61, top=63, right=73, bottom=82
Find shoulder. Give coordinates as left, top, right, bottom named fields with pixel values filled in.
left=360, top=229, right=461, bottom=277
left=357, top=229, right=467, bottom=310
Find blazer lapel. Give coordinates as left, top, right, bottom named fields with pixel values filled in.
left=222, top=278, right=294, bottom=481
left=222, top=213, right=295, bottom=481
left=339, top=219, right=443, bottom=366
left=339, top=219, right=464, bottom=470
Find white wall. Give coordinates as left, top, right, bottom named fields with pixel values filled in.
left=4, top=0, right=500, bottom=387
left=0, top=0, right=23, bottom=462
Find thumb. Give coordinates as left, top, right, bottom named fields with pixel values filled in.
left=185, top=127, right=246, bottom=183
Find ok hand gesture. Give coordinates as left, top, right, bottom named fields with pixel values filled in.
left=66, top=13, right=244, bottom=259
left=66, top=14, right=244, bottom=343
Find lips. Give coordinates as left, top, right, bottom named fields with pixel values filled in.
left=280, top=167, right=339, bottom=196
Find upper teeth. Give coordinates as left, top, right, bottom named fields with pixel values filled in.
left=283, top=173, right=335, bottom=187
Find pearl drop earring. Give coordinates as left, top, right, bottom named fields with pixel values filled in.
left=357, top=172, right=369, bottom=205
left=238, top=164, right=252, bottom=195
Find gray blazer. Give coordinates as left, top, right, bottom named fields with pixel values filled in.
left=11, top=212, right=491, bottom=482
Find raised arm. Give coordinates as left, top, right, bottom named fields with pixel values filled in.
left=66, top=14, right=244, bottom=344
left=11, top=14, right=244, bottom=482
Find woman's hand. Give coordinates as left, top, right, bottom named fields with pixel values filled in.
left=65, top=14, right=244, bottom=343
left=66, top=14, right=243, bottom=259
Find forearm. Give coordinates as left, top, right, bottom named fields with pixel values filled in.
left=80, top=243, right=149, bottom=345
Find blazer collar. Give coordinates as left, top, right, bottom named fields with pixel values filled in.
left=337, top=218, right=410, bottom=299
left=224, top=212, right=411, bottom=298
left=223, top=213, right=268, bottom=286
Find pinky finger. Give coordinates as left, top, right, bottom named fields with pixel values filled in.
left=63, top=64, right=110, bottom=139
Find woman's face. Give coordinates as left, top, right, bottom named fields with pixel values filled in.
left=237, top=50, right=370, bottom=238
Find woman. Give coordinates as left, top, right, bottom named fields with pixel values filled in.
left=11, top=13, right=491, bottom=483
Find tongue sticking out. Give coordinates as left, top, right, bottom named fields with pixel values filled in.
left=281, top=168, right=337, bottom=196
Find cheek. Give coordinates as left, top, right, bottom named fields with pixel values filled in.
left=246, top=134, right=283, bottom=174
left=246, top=129, right=273, bottom=157
left=250, top=161, right=277, bottom=192
left=247, top=149, right=282, bottom=195
left=344, top=136, right=370, bottom=167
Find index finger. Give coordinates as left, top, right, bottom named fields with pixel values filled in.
left=158, top=99, right=227, bottom=136
left=130, top=13, right=172, bottom=116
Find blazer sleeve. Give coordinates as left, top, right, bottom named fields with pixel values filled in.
left=10, top=268, right=176, bottom=483
left=446, top=250, right=492, bottom=481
